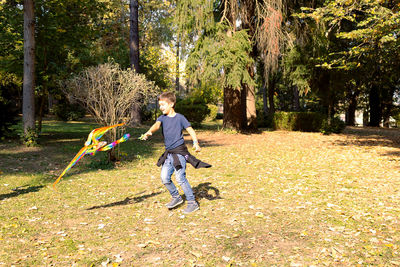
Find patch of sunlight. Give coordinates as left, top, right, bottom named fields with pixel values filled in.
left=0, top=146, right=43, bottom=154
left=55, top=138, right=81, bottom=142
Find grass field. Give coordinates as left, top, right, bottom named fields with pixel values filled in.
left=1, top=118, right=400, bottom=266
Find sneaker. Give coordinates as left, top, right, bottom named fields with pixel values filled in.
left=183, top=201, right=199, bottom=214
left=165, top=196, right=183, bottom=209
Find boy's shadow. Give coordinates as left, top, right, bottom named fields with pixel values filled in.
left=86, top=191, right=162, bottom=210
left=192, top=182, right=222, bottom=201
left=0, top=185, right=44, bottom=201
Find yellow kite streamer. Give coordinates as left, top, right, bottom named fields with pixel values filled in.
left=53, top=123, right=129, bottom=188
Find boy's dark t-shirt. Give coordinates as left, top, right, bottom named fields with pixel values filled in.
left=157, top=113, right=191, bottom=150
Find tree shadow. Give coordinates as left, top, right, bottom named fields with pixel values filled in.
left=86, top=191, right=162, bottom=210
left=0, top=120, right=163, bottom=179
left=192, top=182, right=222, bottom=201
left=332, top=126, right=400, bottom=158
left=0, top=185, right=45, bottom=201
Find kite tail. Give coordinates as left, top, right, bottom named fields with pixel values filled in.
left=52, top=146, right=88, bottom=188
left=99, top=133, right=130, bottom=151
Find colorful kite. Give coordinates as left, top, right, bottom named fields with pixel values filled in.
left=53, top=123, right=130, bottom=187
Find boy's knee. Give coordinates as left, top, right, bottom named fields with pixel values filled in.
left=175, top=173, right=187, bottom=185
left=161, top=173, right=171, bottom=184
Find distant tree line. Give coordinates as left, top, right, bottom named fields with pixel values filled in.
left=0, top=0, right=398, bottom=141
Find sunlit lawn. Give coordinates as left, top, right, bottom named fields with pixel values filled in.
left=1, top=117, right=400, bottom=266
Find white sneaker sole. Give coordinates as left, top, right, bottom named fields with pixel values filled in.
left=166, top=199, right=183, bottom=209
left=183, top=205, right=199, bottom=214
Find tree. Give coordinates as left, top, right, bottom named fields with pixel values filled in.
left=130, top=0, right=140, bottom=72
left=22, top=0, right=35, bottom=138
left=297, top=0, right=400, bottom=126
left=62, top=63, right=157, bottom=160
left=175, top=0, right=286, bottom=132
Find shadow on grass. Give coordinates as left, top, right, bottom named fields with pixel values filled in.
left=0, top=185, right=45, bottom=201
left=333, top=126, right=400, bottom=158
left=86, top=191, right=163, bottom=210
left=193, top=182, right=222, bottom=201
left=0, top=118, right=164, bottom=179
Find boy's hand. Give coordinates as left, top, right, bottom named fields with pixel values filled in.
left=193, top=142, right=201, bottom=152
left=139, top=132, right=152, bottom=140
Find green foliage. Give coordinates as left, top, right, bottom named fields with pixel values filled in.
left=140, top=46, right=173, bottom=89
left=20, top=127, right=39, bottom=147
left=205, top=104, right=218, bottom=121
left=282, top=45, right=312, bottom=95
left=186, top=25, right=255, bottom=92
left=190, top=82, right=223, bottom=105
left=0, top=71, right=21, bottom=138
left=297, top=0, right=399, bottom=72
left=175, top=97, right=210, bottom=127
left=53, top=102, right=86, bottom=122
left=320, top=117, right=346, bottom=135
left=272, top=112, right=325, bottom=132
left=393, top=107, right=400, bottom=127
left=87, top=153, right=114, bottom=170
left=141, top=104, right=162, bottom=123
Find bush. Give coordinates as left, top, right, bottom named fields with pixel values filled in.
left=141, top=104, right=162, bottom=122
left=205, top=104, right=218, bottom=121
left=320, top=117, right=346, bottom=135
left=0, top=72, right=21, bottom=138
left=175, top=97, right=210, bottom=127
left=19, top=127, right=39, bottom=147
left=0, top=98, right=19, bottom=138
left=53, top=102, right=86, bottom=121
left=272, top=112, right=325, bottom=132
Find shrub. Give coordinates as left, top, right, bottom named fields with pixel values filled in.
left=19, top=127, right=39, bottom=147
left=205, top=104, right=218, bottom=121
left=175, top=97, right=210, bottom=127
left=272, top=112, right=325, bottom=132
left=320, top=117, right=346, bottom=135
left=63, top=62, right=157, bottom=127
left=53, top=102, right=86, bottom=121
left=0, top=72, right=21, bottom=138
left=62, top=62, right=158, bottom=161
left=140, top=103, right=162, bottom=122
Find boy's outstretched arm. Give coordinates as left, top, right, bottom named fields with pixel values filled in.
left=141, top=121, right=161, bottom=140
left=186, top=127, right=201, bottom=152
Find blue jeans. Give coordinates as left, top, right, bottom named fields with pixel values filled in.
left=161, top=153, right=195, bottom=201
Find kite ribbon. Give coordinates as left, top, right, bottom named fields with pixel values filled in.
left=53, top=123, right=129, bottom=188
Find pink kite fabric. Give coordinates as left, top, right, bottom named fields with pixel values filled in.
left=53, top=123, right=129, bottom=187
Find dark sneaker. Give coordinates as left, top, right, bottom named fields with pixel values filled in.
left=183, top=201, right=199, bottom=214
left=165, top=196, right=183, bottom=209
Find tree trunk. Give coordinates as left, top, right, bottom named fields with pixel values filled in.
left=382, top=107, right=391, bottom=128
left=262, top=84, right=268, bottom=115
left=368, top=83, right=381, bottom=127
left=37, top=93, right=46, bottom=132
left=293, top=86, right=300, bottom=111
left=246, top=63, right=257, bottom=131
left=129, top=0, right=139, bottom=73
left=129, top=0, right=141, bottom=126
left=363, top=109, right=369, bottom=126
left=223, top=86, right=242, bottom=130
left=267, top=76, right=275, bottom=115
left=345, top=89, right=359, bottom=126
left=241, top=82, right=257, bottom=132
left=23, top=0, right=36, bottom=135
left=176, top=38, right=180, bottom=94
left=37, top=44, right=48, bottom=133
left=382, top=87, right=394, bottom=128
left=130, top=104, right=141, bottom=126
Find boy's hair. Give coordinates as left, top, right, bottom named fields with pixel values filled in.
left=158, top=92, right=176, bottom=107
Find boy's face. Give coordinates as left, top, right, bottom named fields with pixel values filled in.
left=159, top=99, right=174, bottom=115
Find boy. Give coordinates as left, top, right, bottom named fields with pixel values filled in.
left=141, top=92, right=211, bottom=214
